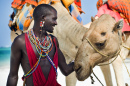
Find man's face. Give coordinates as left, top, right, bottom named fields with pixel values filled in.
left=44, top=10, right=57, bottom=33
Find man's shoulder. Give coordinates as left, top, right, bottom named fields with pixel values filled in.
left=12, top=33, right=25, bottom=47
left=14, top=33, right=25, bottom=42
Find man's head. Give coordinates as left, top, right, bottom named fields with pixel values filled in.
left=33, top=4, right=57, bottom=33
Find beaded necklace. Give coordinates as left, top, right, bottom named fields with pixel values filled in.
left=28, top=29, right=53, bottom=55
left=23, top=29, right=57, bottom=79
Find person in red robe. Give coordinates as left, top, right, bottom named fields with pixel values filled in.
left=7, top=4, right=74, bottom=86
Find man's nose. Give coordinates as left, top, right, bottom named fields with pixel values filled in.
left=54, top=21, right=57, bottom=25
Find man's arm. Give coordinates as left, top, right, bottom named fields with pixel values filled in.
left=7, top=36, right=22, bottom=86
left=55, top=37, right=74, bottom=76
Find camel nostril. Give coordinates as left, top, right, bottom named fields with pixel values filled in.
left=75, top=66, right=82, bottom=73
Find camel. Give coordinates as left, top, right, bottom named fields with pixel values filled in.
left=83, top=17, right=130, bottom=86
left=83, top=1, right=130, bottom=85
left=74, top=14, right=123, bottom=83
left=10, top=2, right=124, bottom=86
left=84, top=18, right=130, bottom=86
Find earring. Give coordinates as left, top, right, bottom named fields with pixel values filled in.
left=40, top=21, right=45, bottom=28
left=40, top=21, right=45, bottom=32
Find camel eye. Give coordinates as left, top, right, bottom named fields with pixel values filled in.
left=95, top=43, right=104, bottom=47
left=95, top=40, right=106, bottom=49
left=101, top=32, right=106, bottom=36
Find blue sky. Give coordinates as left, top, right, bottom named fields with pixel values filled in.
left=0, top=0, right=13, bottom=47
left=0, top=0, right=98, bottom=47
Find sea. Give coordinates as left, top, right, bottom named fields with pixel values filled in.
left=0, top=47, right=130, bottom=86
left=0, top=47, right=11, bottom=86
left=0, top=47, right=10, bottom=68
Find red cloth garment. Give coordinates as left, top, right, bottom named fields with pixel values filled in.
left=96, top=0, right=103, bottom=10
left=11, top=0, right=25, bottom=9
left=108, top=0, right=130, bottom=25
left=25, top=33, right=61, bottom=86
left=74, top=0, right=82, bottom=12
left=96, top=4, right=130, bottom=32
left=25, top=0, right=38, bottom=6
left=97, top=0, right=130, bottom=24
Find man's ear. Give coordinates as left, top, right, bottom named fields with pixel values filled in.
left=91, top=16, right=95, bottom=22
left=113, top=19, right=123, bottom=32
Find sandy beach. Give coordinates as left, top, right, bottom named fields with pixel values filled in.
left=0, top=58, right=130, bottom=86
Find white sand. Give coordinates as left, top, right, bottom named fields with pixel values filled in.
left=1, top=59, right=130, bottom=86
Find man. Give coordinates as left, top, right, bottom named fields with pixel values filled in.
left=7, top=4, right=74, bottom=86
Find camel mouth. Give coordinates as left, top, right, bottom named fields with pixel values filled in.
left=75, top=66, right=82, bottom=74
left=75, top=65, right=92, bottom=81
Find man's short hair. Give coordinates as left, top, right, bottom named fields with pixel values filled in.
left=33, top=4, right=56, bottom=21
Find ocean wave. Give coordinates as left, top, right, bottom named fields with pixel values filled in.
left=0, top=46, right=11, bottom=48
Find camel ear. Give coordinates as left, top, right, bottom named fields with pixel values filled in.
left=91, top=16, right=95, bottom=22
left=113, top=19, right=123, bottom=32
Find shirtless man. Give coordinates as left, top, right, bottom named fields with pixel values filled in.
left=7, top=4, right=74, bottom=86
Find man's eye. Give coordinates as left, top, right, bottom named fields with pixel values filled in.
left=53, top=18, right=57, bottom=20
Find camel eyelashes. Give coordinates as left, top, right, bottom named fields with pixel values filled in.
left=95, top=43, right=104, bottom=47
left=101, top=32, right=106, bottom=36
left=95, top=40, right=106, bottom=49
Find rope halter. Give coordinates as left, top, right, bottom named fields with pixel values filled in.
left=85, top=38, right=121, bottom=66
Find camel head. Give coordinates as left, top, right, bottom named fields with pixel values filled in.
left=74, top=14, right=123, bottom=81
